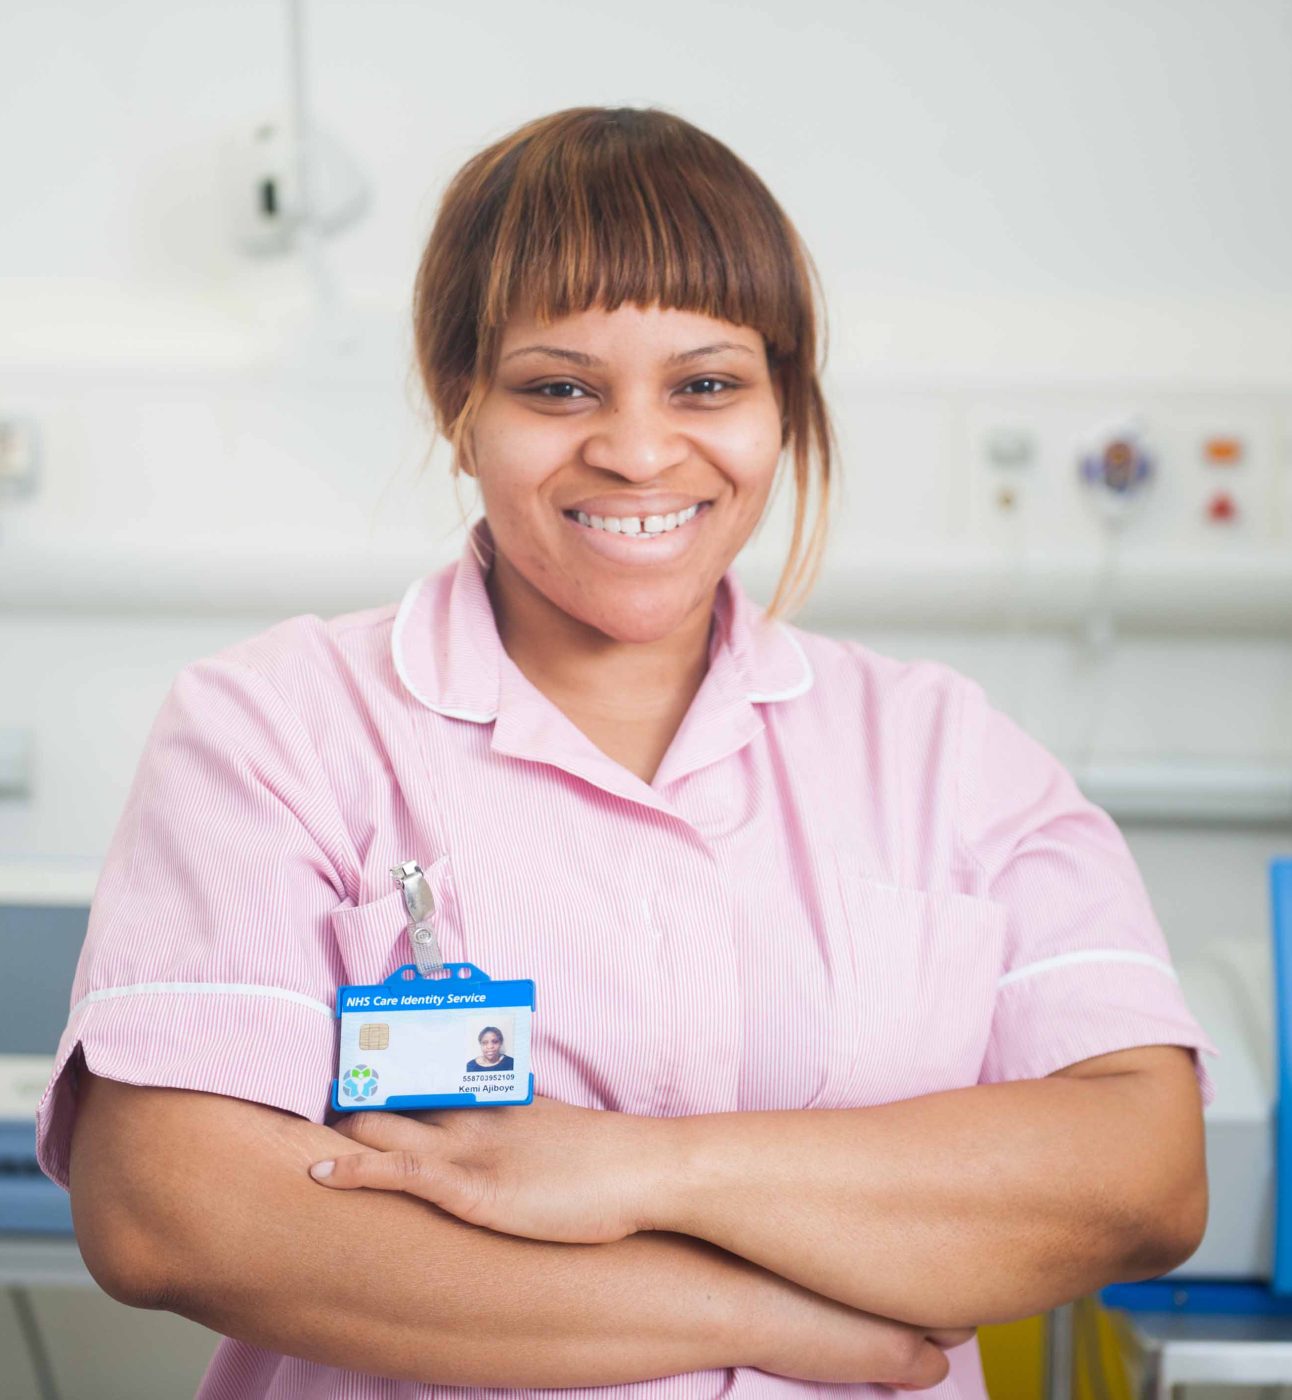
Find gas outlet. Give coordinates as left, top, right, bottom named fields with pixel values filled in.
left=1078, top=422, right=1154, bottom=524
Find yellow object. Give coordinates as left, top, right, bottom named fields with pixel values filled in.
left=358, top=1022, right=390, bottom=1051
left=979, top=1298, right=1134, bottom=1400
left=979, top=1313, right=1045, bottom=1400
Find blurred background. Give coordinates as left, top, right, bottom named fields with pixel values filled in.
left=1, top=1, right=1290, bottom=1396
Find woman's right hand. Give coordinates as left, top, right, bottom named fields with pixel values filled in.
left=746, top=1271, right=975, bottom=1388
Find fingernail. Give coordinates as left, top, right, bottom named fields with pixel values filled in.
left=310, top=1160, right=335, bottom=1180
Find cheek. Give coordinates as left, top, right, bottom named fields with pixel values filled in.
left=471, top=408, right=559, bottom=497
left=472, top=455, right=559, bottom=555
left=703, top=410, right=783, bottom=491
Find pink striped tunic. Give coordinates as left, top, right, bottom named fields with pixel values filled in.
left=38, top=520, right=1217, bottom=1400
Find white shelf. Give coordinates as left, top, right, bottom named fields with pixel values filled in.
left=1076, top=761, right=1292, bottom=825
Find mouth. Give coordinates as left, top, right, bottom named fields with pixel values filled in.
left=561, top=501, right=713, bottom=540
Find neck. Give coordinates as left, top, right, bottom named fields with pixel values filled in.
left=485, top=549, right=715, bottom=780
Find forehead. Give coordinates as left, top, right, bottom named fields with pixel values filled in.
left=498, top=300, right=764, bottom=359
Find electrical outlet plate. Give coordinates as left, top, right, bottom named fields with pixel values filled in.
left=0, top=729, right=32, bottom=798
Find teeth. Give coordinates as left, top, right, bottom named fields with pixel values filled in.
left=569, top=503, right=703, bottom=537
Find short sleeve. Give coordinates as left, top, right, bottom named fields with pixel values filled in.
left=36, top=652, right=359, bottom=1188
left=958, top=677, right=1218, bottom=1108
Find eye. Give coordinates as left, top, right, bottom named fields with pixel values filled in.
left=680, top=377, right=736, bottom=398
left=527, top=381, right=588, bottom=400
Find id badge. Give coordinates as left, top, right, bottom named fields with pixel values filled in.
left=333, top=961, right=536, bottom=1111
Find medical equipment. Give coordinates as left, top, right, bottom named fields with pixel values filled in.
left=223, top=0, right=368, bottom=259
left=1072, top=859, right=1292, bottom=1400
left=1091, top=857, right=1287, bottom=1291
left=0, top=898, right=87, bottom=1233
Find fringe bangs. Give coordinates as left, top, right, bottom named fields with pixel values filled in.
left=479, top=110, right=800, bottom=363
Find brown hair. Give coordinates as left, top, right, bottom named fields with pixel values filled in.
left=411, top=105, right=835, bottom=618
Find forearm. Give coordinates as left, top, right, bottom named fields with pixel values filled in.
left=653, top=1068, right=1204, bottom=1328
left=184, top=1147, right=740, bottom=1384
left=184, top=1179, right=755, bottom=1386
left=73, top=1083, right=762, bottom=1386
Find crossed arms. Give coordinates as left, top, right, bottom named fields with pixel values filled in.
left=69, top=1043, right=1205, bottom=1388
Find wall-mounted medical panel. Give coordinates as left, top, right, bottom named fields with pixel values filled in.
left=963, top=392, right=1287, bottom=554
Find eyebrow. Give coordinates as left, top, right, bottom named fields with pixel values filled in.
left=500, top=341, right=757, bottom=368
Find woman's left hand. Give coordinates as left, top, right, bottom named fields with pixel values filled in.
left=311, top=1095, right=674, bottom=1243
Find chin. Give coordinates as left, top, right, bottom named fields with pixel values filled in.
left=575, top=589, right=705, bottom=645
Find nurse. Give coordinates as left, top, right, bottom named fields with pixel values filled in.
left=40, top=105, right=1216, bottom=1400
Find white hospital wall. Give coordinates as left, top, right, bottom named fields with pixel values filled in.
left=1, top=0, right=1288, bottom=943
left=0, top=4, right=1290, bottom=1393
left=4, top=0, right=1292, bottom=375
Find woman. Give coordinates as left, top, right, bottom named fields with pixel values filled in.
left=41, top=106, right=1215, bottom=1399
left=467, top=1027, right=514, bottom=1073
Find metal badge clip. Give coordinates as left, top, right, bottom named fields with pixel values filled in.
left=390, top=859, right=445, bottom=976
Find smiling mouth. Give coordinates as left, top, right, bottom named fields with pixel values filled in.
left=562, top=501, right=712, bottom=538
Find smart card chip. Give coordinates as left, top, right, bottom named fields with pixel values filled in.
left=359, top=1023, right=390, bottom=1051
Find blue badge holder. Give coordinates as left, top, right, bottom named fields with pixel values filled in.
left=331, top=962, right=536, bottom=1113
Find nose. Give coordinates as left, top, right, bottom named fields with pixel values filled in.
left=580, top=393, right=690, bottom=483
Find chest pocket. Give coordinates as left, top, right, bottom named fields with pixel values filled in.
left=329, top=855, right=465, bottom=987
left=333, top=848, right=670, bottom=1114
left=812, top=858, right=1007, bottom=1109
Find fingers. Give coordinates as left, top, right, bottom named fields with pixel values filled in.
left=891, top=1325, right=978, bottom=1391
left=893, top=1337, right=953, bottom=1391
left=927, top=1326, right=976, bottom=1348
left=309, top=1148, right=470, bottom=1210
